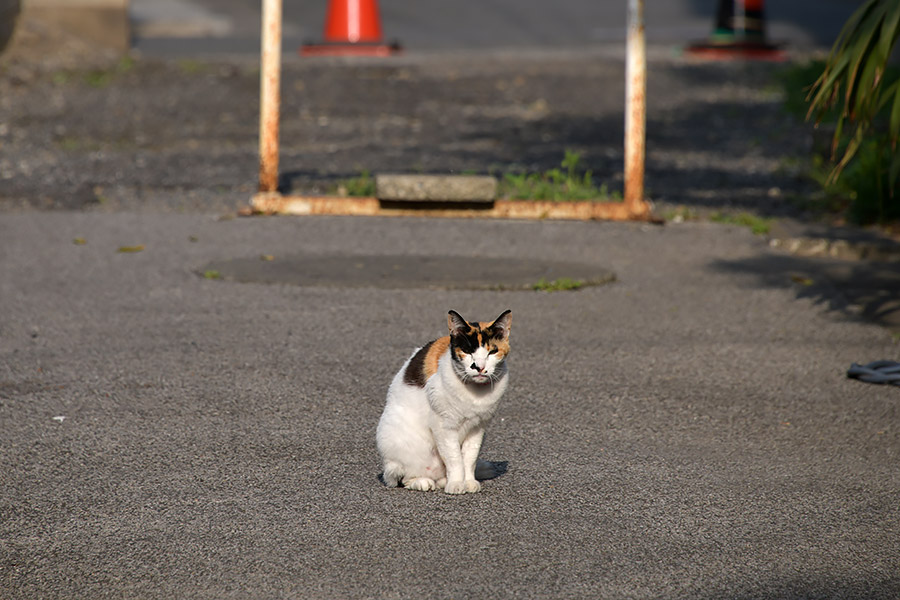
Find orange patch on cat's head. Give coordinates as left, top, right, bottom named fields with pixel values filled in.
left=488, top=338, right=510, bottom=360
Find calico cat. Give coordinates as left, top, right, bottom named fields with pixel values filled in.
left=376, top=309, right=512, bottom=494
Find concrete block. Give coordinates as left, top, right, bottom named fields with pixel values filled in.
left=22, top=0, right=129, bottom=51
left=375, top=174, right=497, bottom=203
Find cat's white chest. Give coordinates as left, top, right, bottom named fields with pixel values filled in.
left=426, top=351, right=506, bottom=424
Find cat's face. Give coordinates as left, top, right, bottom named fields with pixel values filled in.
left=447, top=309, right=512, bottom=384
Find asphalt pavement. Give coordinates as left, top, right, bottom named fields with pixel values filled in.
left=2, top=211, right=899, bottom=599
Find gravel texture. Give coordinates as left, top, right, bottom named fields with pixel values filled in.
left=2, top=42, right=816, bottom=218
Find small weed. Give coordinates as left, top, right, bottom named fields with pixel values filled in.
left=499, top=150, right=619, bottom=202
left=709, top=212, right=772, bottom=235
left=83, top=56, right=136, bottom=88
left=790, top=274, right=814, bottom=286
left=336, top=170, right=376, bottom=197
left=533, top=277, right=585, bottom=292
left=177, top=59, right=207, bottom=74
left=93, top=186, right=110, bottom=205
left=51, top=56, right=135, bottom=88
left=118, top=56, right=136, bottom=72
left=51, top=71, right=72, bottom=85
left=662, top=206, right=699, bottom=223
left=203, top=270, right=222, bottom=280
left=73, top=237, right=87, bottom=246
left=84, top=71, right=114, bottom=88
left=57, top=137, right=84, bottom=151
left=117, top=245, right=145, bottom=253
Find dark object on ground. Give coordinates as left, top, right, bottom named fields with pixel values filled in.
left=847, top=360, right=900, bottom=385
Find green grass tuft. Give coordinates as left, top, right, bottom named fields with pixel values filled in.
left=336, top=170, right=376, bottom=197
left=499, top=150, right=620, bottom=202
left=82, top=56, right=136, bottom=88
left=177, top=59, right=207, bottom=74
left=533, top=277, right=585, bottom=292
left=709, top=212, right=772, bottom=235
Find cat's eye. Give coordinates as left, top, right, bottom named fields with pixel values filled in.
left=488, top=348, right=498, bottom=355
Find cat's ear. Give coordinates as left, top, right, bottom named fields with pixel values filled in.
left=447, top=310, right=469, bottom=336
left=489, top=309, right=512, bottom=340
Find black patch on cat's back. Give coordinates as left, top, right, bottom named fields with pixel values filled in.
left=403, top=340, right=434, bottom=388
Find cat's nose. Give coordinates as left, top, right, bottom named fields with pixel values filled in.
left=470, top=363, right=485, bottom=373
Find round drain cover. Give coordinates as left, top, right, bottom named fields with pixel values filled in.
left=200, top=254, right=615, bottom=291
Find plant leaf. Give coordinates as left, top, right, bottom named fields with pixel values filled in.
left=828, top=126, right=867, bottom=185
left=843, top=9, right=883, bottom=118
left=853, top=50, right=882, bottom=120
left=807, top=55, right=850, bottom=121
left=876, top=1, right=900, bottom=63
left=883, top=79, right=900, bottom=143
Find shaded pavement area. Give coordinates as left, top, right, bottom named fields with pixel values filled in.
left=0, top=48, right=820, bottom=215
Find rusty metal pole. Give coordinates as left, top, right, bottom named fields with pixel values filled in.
left=624, top=0, right=649, bottom=216
left=258, top=0, right=282, bottom=193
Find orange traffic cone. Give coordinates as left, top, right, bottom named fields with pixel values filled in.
left=301, top=0, right=401, bottom=56
left=686, top=0, right=786, bottom=60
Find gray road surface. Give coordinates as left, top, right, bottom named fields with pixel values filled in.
left=2, top=211, right=898, bottom=599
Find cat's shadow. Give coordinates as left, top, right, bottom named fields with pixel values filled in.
left=377, top=460, right=509, bottom=487
left=478, top=460, right=509, bottom=480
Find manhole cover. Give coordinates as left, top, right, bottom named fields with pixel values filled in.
left=200, top=254, right=615, bottom=291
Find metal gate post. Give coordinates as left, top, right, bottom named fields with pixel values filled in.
left=258, top=0, right=282, bottom=193
left=624, top=0, right=650, bottom=217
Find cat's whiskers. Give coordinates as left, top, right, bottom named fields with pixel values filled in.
left=489, top=370, right=501, bottom=391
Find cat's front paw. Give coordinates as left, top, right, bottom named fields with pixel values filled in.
left=404, top=477, right=437, bottom=491
left=444, top=480, right=481, bottom=494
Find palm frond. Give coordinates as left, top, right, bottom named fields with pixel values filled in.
left=806, top=0, right=900, bottom=194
